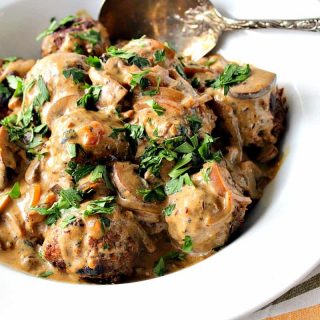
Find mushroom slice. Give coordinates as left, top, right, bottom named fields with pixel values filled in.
left=229, top=67, right=276, bottom=100
left=111, top=162, right=164, bottom=222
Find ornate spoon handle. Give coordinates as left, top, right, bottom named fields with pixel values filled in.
left=223, top=17, right=320, bottom=32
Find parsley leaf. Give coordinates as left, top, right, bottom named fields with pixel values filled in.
left=86, top=56, right=102, bottom=69
left=198, top=134, right=221, bottom=162
left=130, top=70, right=150, bottom=91
left=142, top=76, right=161, bottom=96
left=32, top=188, right=83, bottom=225
left=63, top=67, right=86, bottom=84
left=154, top=49, right=166, bottom=63
left=124, top=124, right=144, bottom=140
left=83, top=197, right=115, bottom=217
left=8, top=182, right=20, bottom=199
left=77, top=85, right=102, bottom=108
left=204, top=59, right=217, bottom=67
left=37, top=15, right=75, bottom=40
left=3, top=56, right=18, bottom=67
left=106, top=46, right=150, bottom=68
left=187, top=115, right=202, bottom=134
left=168, top=153, right=193, bottom=179
left=73, top=30, right=101, bottom=46
left=202, top=167, right=212, bottom=183
left=38, top=270, right=54, bottom=278
left=175, top=63, right=187, bottom=79
left=138, top=185, right=166, bottom=202
left=191, top=77, right=201, bottom=89
left=6, top=75, right=24, bottom=97
left=0, top=83, right=12, bottom=103
left=66, top=162, right=96, bottom=183
left=182, top=236, right=193, bottom=253
left=90, top=165, right=114, bottom=190
left=153, top=251, right=185, bottom=277
left=146, top=99, right=166, bottom=116
left=163, top=204, right=175, bottom=217
left=67, top=143, right=77, bottom=158
left=206, top=63, right=251, bottom=95
left=60, top=214, right=77, bottom=228
left=33, top=75, right=50, bottom=107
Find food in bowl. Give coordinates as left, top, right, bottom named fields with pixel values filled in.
left=0, top=14, right=286, bottom=283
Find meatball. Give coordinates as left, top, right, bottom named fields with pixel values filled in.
left=41, top=17, right=109, bottom=57
left=23, top=52, right=90, bottom=129
left=42, top=206, right=142, bottom=282
left=50, top=108, right=129, bottom=160
left=165, top=162, right=251, bottom=254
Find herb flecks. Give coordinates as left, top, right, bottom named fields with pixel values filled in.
left=37, top=15, right=75, bottom=40
left=206, top=63, right=251, bottom=95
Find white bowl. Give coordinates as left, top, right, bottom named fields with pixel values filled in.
left=0, top=0, right=320, bottom=319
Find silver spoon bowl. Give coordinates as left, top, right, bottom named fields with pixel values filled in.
left=99, top=0, right=320, bottom=61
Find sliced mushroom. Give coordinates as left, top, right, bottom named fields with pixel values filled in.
left=229, top=67, right=276, bottom=100
left=111, top=162, right=165, bottom=222
left=25, top=159, right=41, bottom=184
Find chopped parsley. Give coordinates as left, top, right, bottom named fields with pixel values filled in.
left=86, top=56, right=102, bottom=69
left=33, top=75, right=50, bottom=108
left=90, top=165, right=114, bottom=190
left=66, top=162, right=96, bottom=183
left=83, top=196, right=115, bottom=217
left=165, top=173, right=193, bottom=195
left=37, top=15, right=75, bottom=40
left=191, top=77, right=201, bottom=89
left=163, top=204, right=175, bottom=217
left=2, top=56, right=18, bottom=67
left=0, top=83, right=12, bottom=103
left=6, top=75, right=24, bottom=97
left=77, top=85, right=102, bottom=108
left=8, top=182, right=21, bottom=199
left=187, top=115, right=202, bottom=134
left=32, top=188, right=83, bottom=225
left=0, top=78, right=49, bottom=158
left=38, top=270, right=54, bottom=278
left=206, top=63, right=251, bottom=95
left=142, top=76, right=161, bottom=96
left=63, top=67, right=86, bottom=84
left=130, top=70, right=150, bottom=91
left=175, top=63, right=187, bottom=79
left=153, top=251, right=185, bottom=277
left=205, top=59, right=217, bottom=67
left=60, top=214, right=77, bottom=228
left=154, top=49, right=166, bottom=63
left=146, top=99, right=166, bottom=116
left=182, top=236, right=193, bottom=253
left=202, top=167, right=212, bottom=183
left=74, top=43, right=85, bottom=54
left=67, top=143, right=77, bottom=158
left=138, top=185, right=166, bottom=202
left=73, top=30, right=101, bottom=46
left=106, top=46, right=150, bottom=68
left=110, top=124, right=145, bottom=141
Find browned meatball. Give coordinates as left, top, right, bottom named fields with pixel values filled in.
left=42, top=206, right=142, bottom=282
left=41, top=17, right=109, bottom=57
left=165, top=162, right=251, bottom=254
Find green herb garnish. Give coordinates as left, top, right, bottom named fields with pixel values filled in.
left=37, top=15, right=75, bottom=40
left=73, top=30, right=101, bottom=46
left=63, top=67, right=86, bottom=84
left=138, top=185, right=166, bottom=202
left=153, top=251, right=185, bottom=277
left=130, top=70, right=150, bottom=91
left=60, top=214, right=77, bottom=228
left=77, top=85, right=102, bottom=108
left=86, top=56, right=102, bottom=69
left=206, top=63, right=251, bottom=95
left=8, top=182, right=20, bottom=199
left=83, top=197, right=115, bottom=217
left=38, top=270, right=54, bottom=278
left=182, top=235, right=193, bottom=253
left=154, top=49, right=166, bottom=63
left=163, top=204, right=175, bottom=217
left=146, top=99, right=166, bottom=116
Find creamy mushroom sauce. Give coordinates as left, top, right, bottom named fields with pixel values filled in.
left=0, top=14, right=287, bottom=283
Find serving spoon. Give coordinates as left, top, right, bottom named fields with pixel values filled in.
left=99, top=0, right=320, bottom=61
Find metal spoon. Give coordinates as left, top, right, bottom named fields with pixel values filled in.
left=99, top=0, right=319, bottom=61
